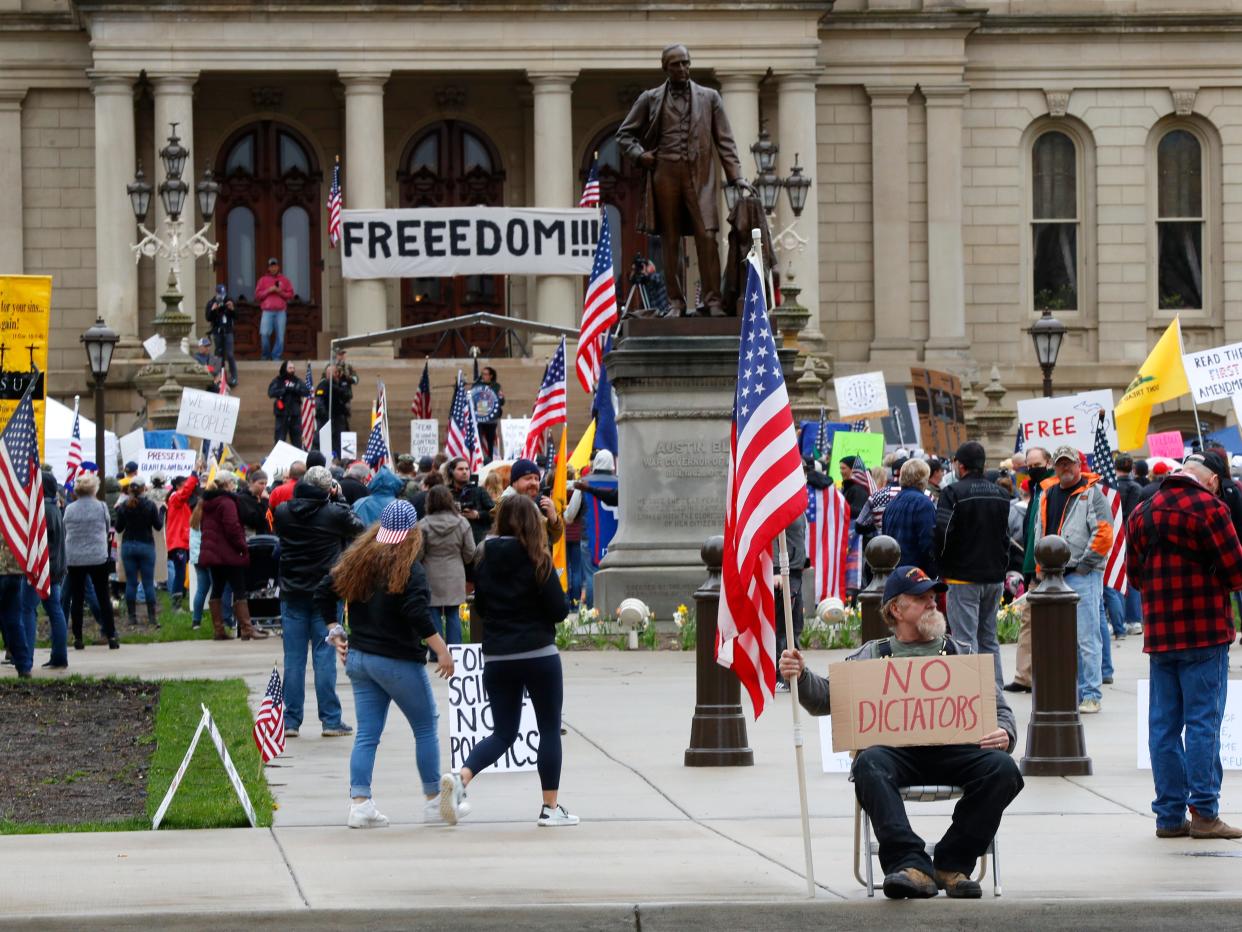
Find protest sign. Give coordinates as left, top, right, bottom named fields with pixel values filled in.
left=834, top=371, right=889, bottom=420
left=499, top=417, right=532, bottom=460
left=1138, top=679, right=1242, bottom=769
left=341, top=207, right=599, bottom=279
left=880, top=384, right=917, bottom=448
left=828, top=654, right=998, bottom=753
left=409, top=419, right=439, bottom=459
left=1182, top=340, right=1242, bottom=404
left=0, top=275, right=51, bottom=457
left=1015, top=389, right=1116, bottom=455
left=828, top=430, right=885, bottom=485
left=119, top=428, right=145, bottom=467
left=318, top=422, right=333, bottom=455
left=176, top=387, right=240, bottom=444
left=818, top=716, right=854, bottom=773
left=143, top=333, right=167, bottom=359
left=1145, top=430, right=1184, bottom=459
left=260, top=441, right=309, bottom=479
left=137, top=448, right=196, bottom=478
left=340, top=431, right=357, bottom=460
left=447, top=644, right=538, bottom=773
left=909, top=367, right=965, bottom=456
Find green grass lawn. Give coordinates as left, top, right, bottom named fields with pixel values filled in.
left=39, top=591, right=229, bottom=646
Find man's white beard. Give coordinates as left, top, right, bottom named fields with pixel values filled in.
left=916, top=609, right=947, bottom=641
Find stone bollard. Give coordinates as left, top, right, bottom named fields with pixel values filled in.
left=684, top=536, right=754, bottom=767
left=1020, top=535, right=1092, bottom=776
left=857, top=536, right=901, bottom=645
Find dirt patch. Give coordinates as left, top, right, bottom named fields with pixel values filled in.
left=0, top=680, right=159, bottom=826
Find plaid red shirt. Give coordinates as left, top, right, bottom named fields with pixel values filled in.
left=1125, top=473, right=1242, bottom=653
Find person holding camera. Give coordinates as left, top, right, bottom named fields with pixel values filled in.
left=446, top=456, right=493, bottom=544
left=268, top=362, right=310, bottom=447
left=204, top=284, right=238, bottom=387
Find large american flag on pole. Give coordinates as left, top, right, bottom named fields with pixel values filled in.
left=300, top=363, right=316, bottom=450
left=575, top=210, right=618, bottom=394
left=65, top=395, right=83, bottom=487
left=327, top=157, right=343, bottom=248
left=446, top=371, right=483, bottom=474
left=1093, top=412, right=1128, bottom=594
left=252, top=667, right=286, bottom=763
left=410, top=360, right=432, bottom=419
left=806, top=481, right=850, bottom=605
left=524, top=338, right=567, bottom=460
left=0, top=380, right=50, bottom=599
left=716, top=259, right=807, bottom=719
left=373, top=379, right=391, bottom=462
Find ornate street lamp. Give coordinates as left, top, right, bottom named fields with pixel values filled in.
left=754, top=168, right=783, bottom=215
left=127, top=161, right=153, bottom=224
left=1029, top=308, right=1067, bottom=397
left=750, top=124, right=779, bottom=174
left=195, top=168, right=220, bottom=223
left=784, top=153, right=812, bottom=218
left=80, top=316, right=119, bottom=496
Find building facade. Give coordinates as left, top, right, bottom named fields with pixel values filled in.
left=3, top=0, right=1242, bottom=441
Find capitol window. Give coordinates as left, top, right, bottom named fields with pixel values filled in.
left=1031, top=130, right=1079, bottom=313
left=1156, top=128, right=1204, bottom=311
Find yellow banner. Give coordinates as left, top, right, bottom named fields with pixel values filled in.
left=552, top=425, right=568, bottom=593
left=1115, top=317, right=1190, bottom=451
left=0, top=276, right=52, bottom=459
left=569, top=419, right=596, bottom=475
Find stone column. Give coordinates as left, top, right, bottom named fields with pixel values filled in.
left=778, top=72, right=822, bottom=342
left=341, top=71, right=390, bottom=348
left=866, top=85, right=914, bottom=361
left=718, top=72, right=762, bottom=169
left=91, top=74, right=140, bottom=342
left=529, top=71, right=577, bottom=333
left=0, top=91, right=25, bottom=273
left=151, top=73, right=198, bottom=317
left=922, top=85, right=970, bottom=364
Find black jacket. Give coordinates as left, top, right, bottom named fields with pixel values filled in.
left=204, top=296, right=237, bottom=334
left=115, top=496, right=164, bottom=545
left=268, top=373, right=308, bottom=419
left=452, top=482, right=495, bottom=544
left=933, top=472, right=1012, bottom=583
left=338, top=477, right=370, bottom=506
left=315, top=376, right=352, bottom=422
left=1113, top=473, right=1143, bottom=519
left=236, top=487, right=269, bottom=535
left=314, top=561, right=437, bottom=662
left=272, top=482, right=364, bottom=595
left=46, top=497, right=67, bottom=584
left=473, top=536, right=567, bottom=656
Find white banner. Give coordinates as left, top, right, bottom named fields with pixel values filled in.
left=447, top=644, right=538, bottom=773
left=137, top=448, right=196, bottom=478
left=260, top=440, right=308, bottom=479
left=176, top=387, right=240, bottom=444
left=1016, top=389, right=1117, bottom=454
left=409, top=419, right=439, bottom=459
left=1138, top=679, right=1242, bottom=769
left=835, top=371, right=889, bottom=419
left=318, top=422, right=333, bottom=456
left=499, top=417, right=532, bottom=459
left=1182, top=340, right=1242, bottom=404
left=341, top=207, right=599, bottom=279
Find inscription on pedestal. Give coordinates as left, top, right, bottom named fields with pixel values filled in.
left=640, top=439, right=729, bottom=478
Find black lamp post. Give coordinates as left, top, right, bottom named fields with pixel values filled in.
left=80, top=316, right=119, bottom=498
left=1029, top=309, right=1067, bottom=397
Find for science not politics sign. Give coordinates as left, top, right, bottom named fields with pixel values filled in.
left=341, top=207, right=600, bottom=279
left=447, top=644, right=538, bottom=773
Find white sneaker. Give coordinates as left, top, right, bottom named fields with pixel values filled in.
left=424, top=797, right=444, bottom=825
left=347, top=798, right=389, bottom=829
left=1078, top=698, right=1101, bottom=715
left=537, top=803, right=580, bottom=827
left=439, top=773, right=469, bottom=825
left=1126, top=622, right=1144, bottom=636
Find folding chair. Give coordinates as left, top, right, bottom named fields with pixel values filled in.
left=853, top=784, right=1001, bottom=897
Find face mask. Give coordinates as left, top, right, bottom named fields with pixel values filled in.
left=1027, top=466, right=1050, bottom=483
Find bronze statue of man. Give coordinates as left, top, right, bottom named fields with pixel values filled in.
left=617, top=44, right=745, bottom=317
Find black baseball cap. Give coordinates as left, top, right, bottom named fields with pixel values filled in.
left=883, top=565, right=947, bottom=603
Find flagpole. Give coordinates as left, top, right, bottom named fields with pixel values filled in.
left=1174, top=316, right=1206, bottom=446
left=752, top=225, right=816, bottom=899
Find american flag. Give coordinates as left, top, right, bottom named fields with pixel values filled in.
left=813, top=409, right=829, bottom=459
left=411, top=360, right=432, bottom=419
left=575, top=211, right=618, bottom=394
left=0, top=381, right=50, bottom=599
left=374, top=379, right=391, bottom=460
left=851, top=419, right=868, bottom=432
left=806, top=480, right=850, bottom=605
left=853, top=453, right=878, bottom=495
left=65, top=396, right=83, bottom=487
left=252, top=667, right=286, bottom=763
left=327, top=157, right=343, bottom=248
left=1093, top=413, right=1128, bottom=594
left=446, top=371, right=483, bottom=474
left=716, top=259, right=807, bottom=719
left=300, top=363, right=316, bottom=450
left=1014, top=420, right=1025, bottom=454
left=579, top=155, right=600, bottom=208
left=364, top=418, right=389, bottom=470
left=524, top=338, right=568, bottom=460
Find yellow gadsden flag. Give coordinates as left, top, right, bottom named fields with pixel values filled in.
left=551, top=425, right=568, bottom=593
left=569, top=419, right=596, bottom=475
left=1115, top=316, right=1190, bottom=451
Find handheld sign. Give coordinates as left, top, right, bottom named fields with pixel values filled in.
left=1016, top=389, right=1116, bottom=455
left=176, top=387, right=240, bottom=445
left=340, top=431, right=357, bottom=460
left=447, top=644, right=538, bottom=773
left=1182, top=340, right=1242, bottom=404
left=828, top=654, right=998, bottom=752
left=136, top=448, right=197, bottom=478
left=499, top=417, right=532, bottom=459
left=1145, top=430, right=1184, bottom=459
left=409, top=419, right=439, bottom=459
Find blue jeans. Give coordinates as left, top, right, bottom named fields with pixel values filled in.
left=946, top=581, right=1006, bottom=696
left=167, top=549, right=189, bottom=600
left=345, top=648, right=441, bottom=798
left=1066, top=569, right=1103, bottom=703
left=581, top=540, right=599, bottom=608
left=260, top=310, right=286, bottom=360
left=193, top=565, right=233, bottom=626
left=1100, top=608, right=1113, bottom=680
left=1102, top=586, right=1126, bottom=638
left=121, top=539, right=157, bottom=608
left=1125, top=587, right=1143, bottom=625
left=42, top=581, right=68, bottom=666
left=1148, top=644, right=1230, bottom=829
left=281, top=593, right=344, bottom=731
left=0, top=574, right=33, bottom=674
left=566, top=541, right=584, bottom=604
left=430, top=605, right=462, bottom=647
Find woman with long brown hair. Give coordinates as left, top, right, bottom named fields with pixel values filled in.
left=439, top=493, right=573, bottom=827
left=319, top=499, right=453, bottom=829
left=198, top=471, right=268, bottom=641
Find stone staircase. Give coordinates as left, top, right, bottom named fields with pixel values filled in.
left=226, top=356, right=594, bottom=466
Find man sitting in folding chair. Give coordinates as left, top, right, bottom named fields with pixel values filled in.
left=779, top=566, right=1024, bottom=900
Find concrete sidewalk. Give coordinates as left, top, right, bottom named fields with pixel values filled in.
left=4, top=635, right=1242, bottom=927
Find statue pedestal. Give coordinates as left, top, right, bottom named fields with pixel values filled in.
left=594, top=318, right=795, bottom=618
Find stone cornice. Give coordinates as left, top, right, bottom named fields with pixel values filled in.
left=976, top=13, right=1242, bottom=35
left=73, top=0, right=834, bottom=12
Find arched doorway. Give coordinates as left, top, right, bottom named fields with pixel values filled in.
left=214, top=122, right=323, bottom=359
left=397, top=121, right=506, bottom=357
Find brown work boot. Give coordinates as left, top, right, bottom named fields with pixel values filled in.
left=881, top=867, right=938, bottom=900
left=934, top=869, right=982, bottom=899
left=234, top=600, right=270, bottom=640
left=1156, top=820, right=1190, bottom=838
left=1190, top=814, right=1242, bottom=839
left=208, top=599, right=230, bottom=641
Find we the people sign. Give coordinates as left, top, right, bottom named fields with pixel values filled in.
left=447, top=644, right=538, bottom=773
left=828, top=654, right=998, bottom=752
left=176, top=387, right=240, bottom=444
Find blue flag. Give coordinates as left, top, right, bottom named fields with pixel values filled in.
left=591, top=336, right=618, bottom=456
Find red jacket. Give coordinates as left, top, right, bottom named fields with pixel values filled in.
left=1126, top=472, right=1242, bottom=653
left=256, top=273, right=294, bottom=312
left=266, top=478, right=297, bottom=526
left=198, top=490, right=249, bottom=567
left=164, top=474, right=198, bottom=551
